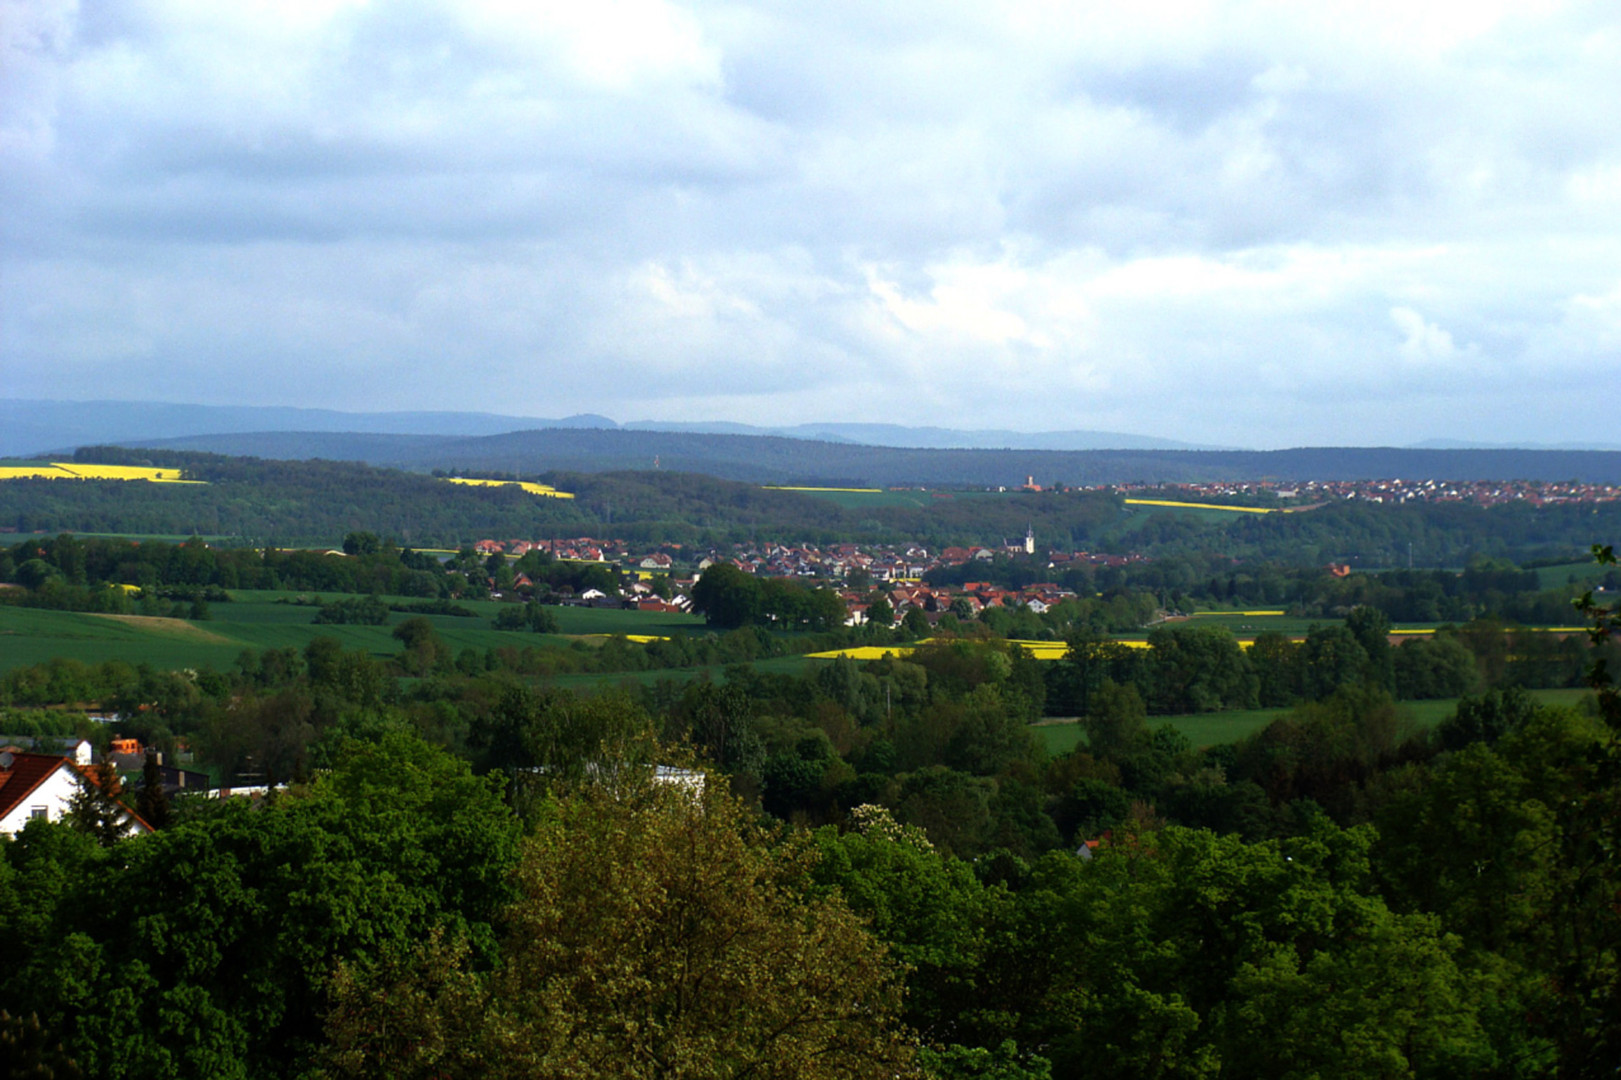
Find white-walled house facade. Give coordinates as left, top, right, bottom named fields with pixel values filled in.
left=0, top=752, right=84, bottom=835
left=0, top=751, right=151, bottom=838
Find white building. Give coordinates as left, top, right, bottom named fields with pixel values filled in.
left=0, top=751, right=151, bottom=838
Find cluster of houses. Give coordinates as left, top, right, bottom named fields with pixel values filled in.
left=837, top=580, right=1084, bottom=626
left=469, top=532, right=1132, bottom=627
left=1122, top=478, right=1621, bottom=508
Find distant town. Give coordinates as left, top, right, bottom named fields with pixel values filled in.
left=467, top=474, right=1621, bottom=625
left=1118, top=477, right=1621, bottom=507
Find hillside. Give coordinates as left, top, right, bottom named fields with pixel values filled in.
left=2, top=399, right=1213, bottom=457
left=124, top=427, right=1621, bottom=486
left=3, top=447, right=1620, bottom=564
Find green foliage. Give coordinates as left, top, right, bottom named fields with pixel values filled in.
left=1145, top=623, right=1257, bottom=714
left=470, top=685, right=660, bottom=810
left=917, top=1042, right=1051, bottom=1080
left=1082, top=681, right=1150, bottom=761
left=1229, top=684, right=1404, bottom=817
left=1039, top=821, right=1491, bottom=1078
left=1344, top=605, right=1393, bottom=682
left=135, top=751, right=171, bottom=831
left=2, top=733, right=519, bottom=1080
left=391, top=616, right=451, bottom=675
left=321, top=776, right=917, bottom=1079
left=1435, top=686, right=1538, bottom=750
left=490, top=601, right=559, bottom=634
left=64, top=761, right=131, bottom=847
left=313, top=595, right=389, bottom=626
left=1392, top=634, right=1479, bottom=700
left=690, top=563, right=845, bottom=632
left=340, top=532, right=381, bottom=557
left=1574, top=542, right=1621, bottom=728
left=1373, top=701, right=1621, bottom=1071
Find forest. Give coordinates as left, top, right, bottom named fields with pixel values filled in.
left=123, top=424, right=1621, bottom=487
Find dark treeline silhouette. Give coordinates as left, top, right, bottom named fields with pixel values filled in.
left=123, top=426, right=1621, bottom=485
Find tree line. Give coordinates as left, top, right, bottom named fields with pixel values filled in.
left=2, top=445, right=1621, bottom=560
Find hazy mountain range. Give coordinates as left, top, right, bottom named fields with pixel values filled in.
left=10, top=399, right=1621, bottom=461
left=0, top=399, right=1233, bottom=457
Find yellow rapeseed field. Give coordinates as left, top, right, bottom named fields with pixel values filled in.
left=805, top=645, right=916, bottom=660
left=1123, top=498, right=1278, bottom=514
left=0, top=463, right=204, bottom=483
left=805, top=638, right=1106, bottom=661
left=442, top=477, right=575, bottom=499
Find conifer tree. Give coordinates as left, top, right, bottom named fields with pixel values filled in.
left=136, top=750, right=171, bottom=830
left=66, top=760, right=129, bottom=846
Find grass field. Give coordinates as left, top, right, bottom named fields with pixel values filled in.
left=1532, top=560, right=1610, bottom=589
left=1175, top=612, right=1329, bottom=637
left=0, top=593, right=713, bottom=675
left=1035, top=686, right=1597, bottom=754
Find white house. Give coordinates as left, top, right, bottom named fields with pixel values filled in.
left=0, top=751, right=152, bottom=838
left=0, top=752, right=82, bottom=835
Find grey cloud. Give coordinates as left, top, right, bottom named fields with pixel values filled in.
left=4, top=1, right=1621, bottom=447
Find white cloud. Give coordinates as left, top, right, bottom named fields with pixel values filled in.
left=3, top=1, right=1621, bottom=446
left=1391, top=306, right=1464, bottom=365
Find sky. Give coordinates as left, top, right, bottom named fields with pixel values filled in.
left=3, top=0, right=1620, bottom=449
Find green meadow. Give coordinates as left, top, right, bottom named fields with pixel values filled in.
left=1036, top=686, right=1597, bottom=753
left=0, top=592, right=712, bottom=675
left=1531, top=560, right=1611, bottom=590
left=1177, top=612, right=1330, bottom=637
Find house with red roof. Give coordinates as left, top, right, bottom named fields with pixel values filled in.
left=0, top=751, right=152, bottom=838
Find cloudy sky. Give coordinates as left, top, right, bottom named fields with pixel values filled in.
left=3, top=0, right=1620, bottom=448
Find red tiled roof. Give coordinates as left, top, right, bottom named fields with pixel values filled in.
left=0, top=752, right=72, bottom=821
left=69, top=761, right=153, bottom=834
left=1, top=753, right=153, bottom=835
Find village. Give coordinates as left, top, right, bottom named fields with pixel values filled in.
left=470, top=474, right=1621, bottom=624
left=1122, top=477, right=1621, bottom=507
left=470, top=528, right=1150, bottom=627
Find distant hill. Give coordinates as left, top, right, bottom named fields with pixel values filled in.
left=118, top=428, right=1621, bottom=486
left=0, top=399, right=617, bottom=458
left=624, top=420, right=1222, bottom=450
left=18, top=398, right=1621, bottom=462
left=1411, top=438, right=1621, bottom=451
left=3, top=399, right=1221, bottom=457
